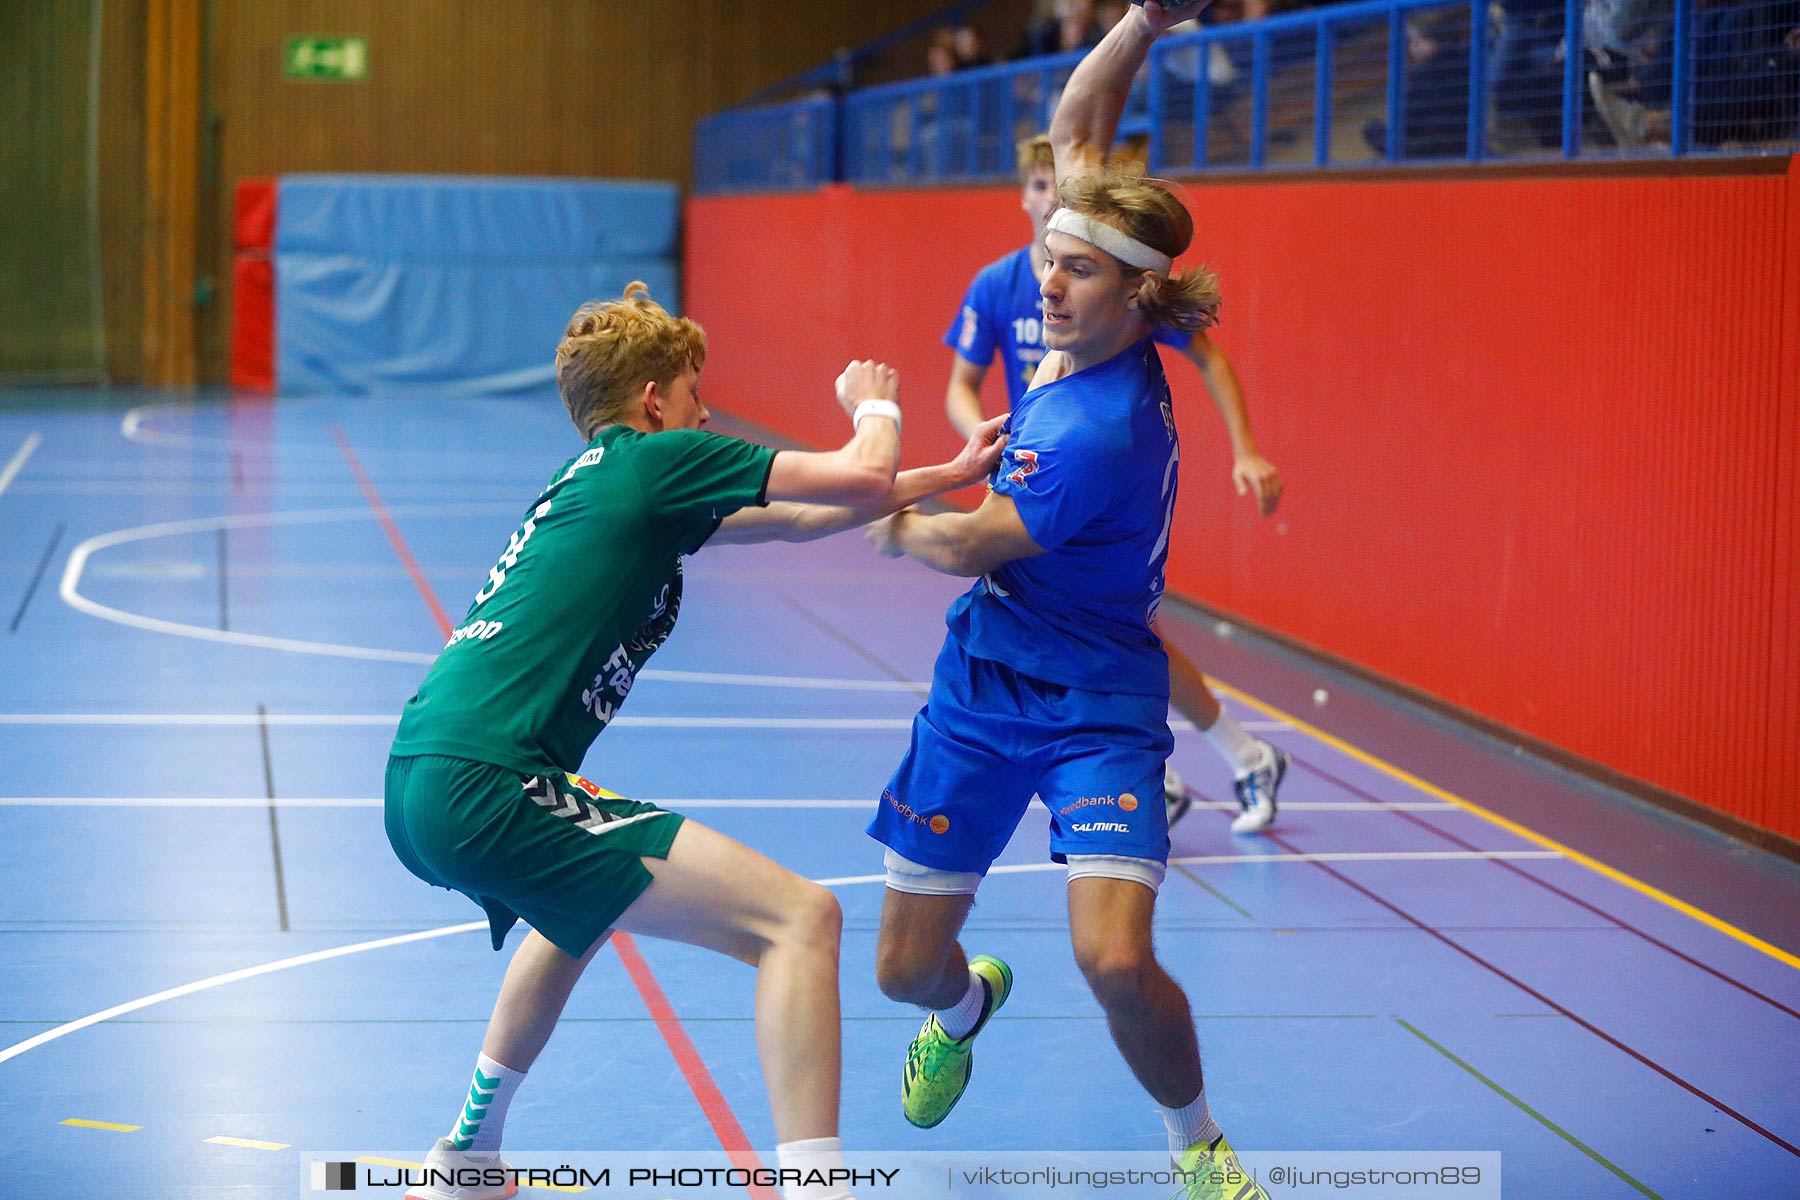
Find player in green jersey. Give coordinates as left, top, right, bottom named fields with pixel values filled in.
left=387, top=283, right=1006, bottom=1200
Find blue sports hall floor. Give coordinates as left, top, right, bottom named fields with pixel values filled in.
left=3, top=389, right=1797, bottom=1199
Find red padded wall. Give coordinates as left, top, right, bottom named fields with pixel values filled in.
left=686, top=160, right=1800, bottom=844
left=229, top=177, right=276, bottom=392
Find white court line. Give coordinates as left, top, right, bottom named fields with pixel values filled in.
left=0, top=797, right=874, bottom=809
left=0, top=433, right=42, bottom=497
left=58, top=505, right=509, bottom=665
left=0, top=796, right=1460, bottom=811
left=0, top=713, right=913, bottom=730
left=55, top=505, right=934, bottom=690
left=0, top=847, right=1556, bottom=1068
left=120, top=401, right=553, bottom=468
left=123, top=403, right=340, bottom=460
left=0, top=922, right=487, bottom=1068
left=639, top=669, right=923, bottom=694
left=815, top=849, right=1562, bottom=886
left=48, top=507, right=1299, bottom=705
left=0, top=710, right=1239, bottom=727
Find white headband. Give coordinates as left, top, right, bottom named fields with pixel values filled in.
left=1046, top=208, right=1173, bottom=276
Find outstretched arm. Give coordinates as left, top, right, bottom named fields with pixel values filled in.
left=1049, top=1, right=1204, bottom=182
left=1176, top=332, right=1282, bottom=515
left=712, top=416, right=1008, bottom=546
left=866, top=489, right=1045, bottom=578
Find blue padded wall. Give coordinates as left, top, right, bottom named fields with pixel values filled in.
left=275, top=175, right=680, bottom=395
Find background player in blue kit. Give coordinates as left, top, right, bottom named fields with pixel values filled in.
left=865, top=4, right=1272, bottom=1196
left=944, top=132, right=1289, bottom=837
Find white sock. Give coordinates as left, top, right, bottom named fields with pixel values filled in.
left=777, top=1135, right=852, bottom=1200
left=1203, top=709, right=1265, bottom=777
left=1161, top=1087, right=1223, bottom=1159
left=934, top=968, right=989, bottom=1040
left=448, top=1052, right=525, bottom=1152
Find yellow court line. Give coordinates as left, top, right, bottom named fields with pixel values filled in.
left=1206, top=677, right=1800, bottom=973
left=205, top=1135, right=290, bottom=1151
left=356, top=1156, right=589, bottom=1195
left=61, top=1118, right=140, bottom=1132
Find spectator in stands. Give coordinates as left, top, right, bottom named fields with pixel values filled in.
left=1182, top=0, right=1273, bottom=149
left=1017, top=0, right=1107, bottom=58
left=928, top=26, right=959, bottom=77
left=1690, top=0, right=1800, bottom=146
left=1584, top=0, right=1674, bottom=150
left=954, top=24, right=995, bottom=69
left=1492, top=0, right=1568, bottom=147
left=1362, top=12, right=1473, bottom=158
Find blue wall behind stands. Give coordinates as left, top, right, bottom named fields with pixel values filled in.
left=275, top=176, right=680, bottom=396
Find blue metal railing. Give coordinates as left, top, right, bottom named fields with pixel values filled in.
left=692, top=95, right=838, bottom=196
left=693, top=0, right=1800, bottom=194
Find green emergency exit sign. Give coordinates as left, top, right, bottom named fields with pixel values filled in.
left=285, top=36, right=368, bottom=81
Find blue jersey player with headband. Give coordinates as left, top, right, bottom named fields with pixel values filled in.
left=944, top=132, right=1290, bottom=837
left=866, top=3, right=1273, bottom=1197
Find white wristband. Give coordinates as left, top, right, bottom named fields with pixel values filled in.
left=853, top=398, right=902, bottom=435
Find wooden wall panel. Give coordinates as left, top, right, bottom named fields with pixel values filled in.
left=0, top=0, right=104, bottom=378
left=194, top=0, right=966, bottom=381
left=99, top=0, right=148, bottom=383
left=142, top=0, right=202, bottom=384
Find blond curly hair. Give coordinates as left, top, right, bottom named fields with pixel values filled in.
left=555, top=282, right=708, bottom=439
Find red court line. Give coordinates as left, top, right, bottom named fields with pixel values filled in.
left=335, top=426, right=775, bottom=1194
left=1193, top=790, right=1800, bottom=1158
left=331, top=426, right=458, bottom=638
left=613, top=932, right=779, bottom=1200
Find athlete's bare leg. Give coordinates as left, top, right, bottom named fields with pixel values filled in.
left=615, top=820, right=846, bottom=1143
left=1164, top=626, right=1223, bottom=731
left=480, top=930, right=607, bottom=1071
left=475, top=821, right=844, bottom=1142
left=1066, top=874, right=1203, bottom=1106
left=873, top=888, right=978, bottom=1010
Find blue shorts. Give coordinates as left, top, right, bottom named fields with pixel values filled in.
left=868, top=637, right=1172, bottom=875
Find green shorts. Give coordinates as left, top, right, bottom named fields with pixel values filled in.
left=384, top=753, right=685, bottom=958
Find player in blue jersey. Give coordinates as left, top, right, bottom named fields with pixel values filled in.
left=865, top=4, right=1271, bottom=1197
left=945, top=132, right=1289, bottom=837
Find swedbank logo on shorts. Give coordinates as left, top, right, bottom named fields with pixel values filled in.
left=882, top=788, right=950, bottom=834
left=1058, top=792, right=1138, bottom=816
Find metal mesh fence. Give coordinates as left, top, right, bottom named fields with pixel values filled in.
left=695, top=0, right=1800, bottom=192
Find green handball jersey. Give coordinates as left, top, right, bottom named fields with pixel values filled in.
left=392, top=425, right=776, bottom=777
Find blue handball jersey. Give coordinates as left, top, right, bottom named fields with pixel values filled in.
left=945, top=337, right=1180, bottom=698
left=945, top=245, right=1193, bottom=407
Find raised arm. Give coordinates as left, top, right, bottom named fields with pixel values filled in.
left=1049, top=1, right=1205, bottom=181
left=761, top=360, right=903, bottom=507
